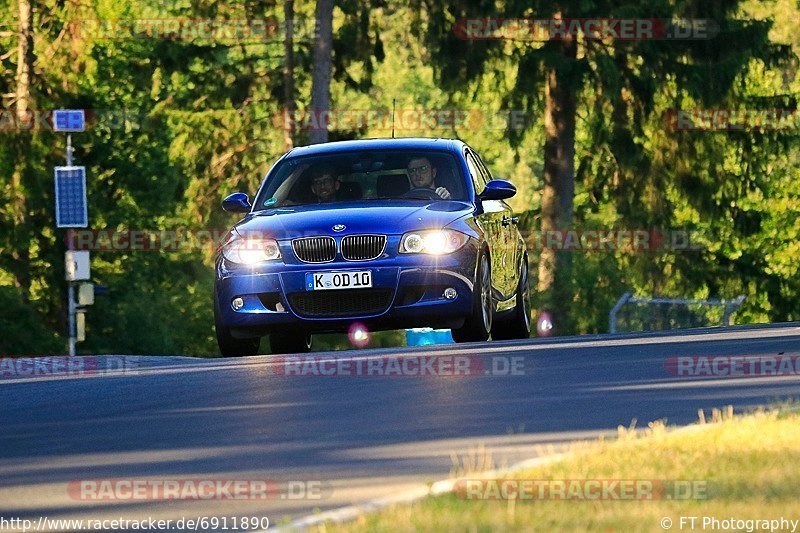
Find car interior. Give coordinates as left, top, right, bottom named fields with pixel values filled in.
left=260, top=152, right=466, bottom=207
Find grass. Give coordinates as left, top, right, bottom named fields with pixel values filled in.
left=311, top=405, right=800, bottom=532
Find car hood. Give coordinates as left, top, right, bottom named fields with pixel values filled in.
left=234, top=200, right=473, bottom=240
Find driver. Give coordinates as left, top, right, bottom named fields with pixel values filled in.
left=310, top=168, right=341, bottom=203
left=406, top=157, right=451, bottom=199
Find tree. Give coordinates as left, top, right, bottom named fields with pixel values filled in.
left=410, top=0, right=790, bottom=333
left=0, top=0, right=795, bottom=356
left=9, top=0, right=35, bottom=302
left=537, top=19, right=578, bottom=328
left=309, top=0, right=333, bottom=144
left=282, top=0, right=296, bottom=150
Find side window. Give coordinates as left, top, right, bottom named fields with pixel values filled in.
left=474, top=152, right=494, bottom=184
left=464, top=151, right=486, bottom=195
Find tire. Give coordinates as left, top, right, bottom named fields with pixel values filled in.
left=452, top=250, right=492, bottom=343
left=214, top=293, right=261, bottom=357
left=269, top=329, right=313, bottom=354
left=492, top=254, right=532, bottom=340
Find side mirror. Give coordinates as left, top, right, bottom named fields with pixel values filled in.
left=222, top=192, right=252, bottom=213
left=479, top=179, right=516, bottom=201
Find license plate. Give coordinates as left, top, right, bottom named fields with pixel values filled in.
left=306, top=271, right=372, bottom=291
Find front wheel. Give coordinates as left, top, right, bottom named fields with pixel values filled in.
left=452, top=251, right=492, bottom=343
left=216, top=325, right=261, bottom=357
left=270, top=329, right=313, bottom=354
left=492, top=254, right=532, bottom=340
left=214, top=294, right=261, bottom=357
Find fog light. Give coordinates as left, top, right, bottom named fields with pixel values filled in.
left=443, top=287, right=457, bottom=300
left=275, top=302, right=285, bottom=312
left=232, top=297, right=244, bottom=310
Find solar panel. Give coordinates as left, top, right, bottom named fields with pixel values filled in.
left=53, top=109, right=85, bottom=132
left=54, top=166, right=88, bottom=227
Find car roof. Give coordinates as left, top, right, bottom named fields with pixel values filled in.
left=284, top=138, right=466, bottom=158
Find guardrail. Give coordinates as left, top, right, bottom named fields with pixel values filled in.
left=609, top=292, right=746, bottom=334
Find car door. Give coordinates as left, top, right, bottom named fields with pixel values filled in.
left=465, top=149, right=503, bottom=299
left=474, top=150, right=518, bottom=299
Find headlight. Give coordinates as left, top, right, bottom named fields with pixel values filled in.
left=400, top=229, right=469, bottom=255
left=222, top=238, right=282, bottom=264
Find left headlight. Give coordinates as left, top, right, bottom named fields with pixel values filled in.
left=399, top=229, right=470, bottom=255
left=222, top=238, right=282, bottom=264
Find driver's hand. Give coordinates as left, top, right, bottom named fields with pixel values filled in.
left=435, top=187, right=451, bottom=199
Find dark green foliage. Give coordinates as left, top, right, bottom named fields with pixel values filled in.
left=0, top=0, right=797, bottom=355
left=0, top=286, right=63, bottom=355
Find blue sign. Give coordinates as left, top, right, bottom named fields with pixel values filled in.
left=54, top=166, right=88, bottom=227
left=405, top=328, right=455, bottom=346
left=53, top=109, right=85, bottom=132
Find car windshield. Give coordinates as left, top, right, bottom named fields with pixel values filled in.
left=253, top=149, right=467, bottom=209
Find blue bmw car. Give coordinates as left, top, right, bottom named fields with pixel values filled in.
left=214, top=138, right=531, bottom=356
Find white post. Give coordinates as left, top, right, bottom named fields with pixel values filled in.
left=66, top=134, right=73, bottom=165
left=68, top=268, right=76, bottom=357
left=67, top=133, right=75, bottom=356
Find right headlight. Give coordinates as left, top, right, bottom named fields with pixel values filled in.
left=222, top=238, right=282, bottom=264
left=399, top=229, right=469, bottom=255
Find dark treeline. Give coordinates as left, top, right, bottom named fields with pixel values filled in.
left=0, top=0, right=797, bottom=355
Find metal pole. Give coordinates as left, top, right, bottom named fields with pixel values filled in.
left=66, top=134, right=75, bottom=356
left=608, top=292, right=632, bottom=334
left=722, top=295, right=746, bottom=326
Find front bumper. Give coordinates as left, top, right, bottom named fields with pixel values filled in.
left=215, top=241, right=479, bottom=336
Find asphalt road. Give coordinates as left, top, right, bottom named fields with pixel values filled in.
left=2, top=324, right=799, bottom=530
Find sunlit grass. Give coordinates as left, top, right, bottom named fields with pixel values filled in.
left=312, top=404, right=800, bottom=532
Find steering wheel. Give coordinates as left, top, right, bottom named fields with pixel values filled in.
left=402, top=187, right=442, bottom=200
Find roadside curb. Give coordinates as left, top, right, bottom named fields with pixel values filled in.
left=273, top=452, right=567, bottom=533
left=274, top=419, right=722, bottom=532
